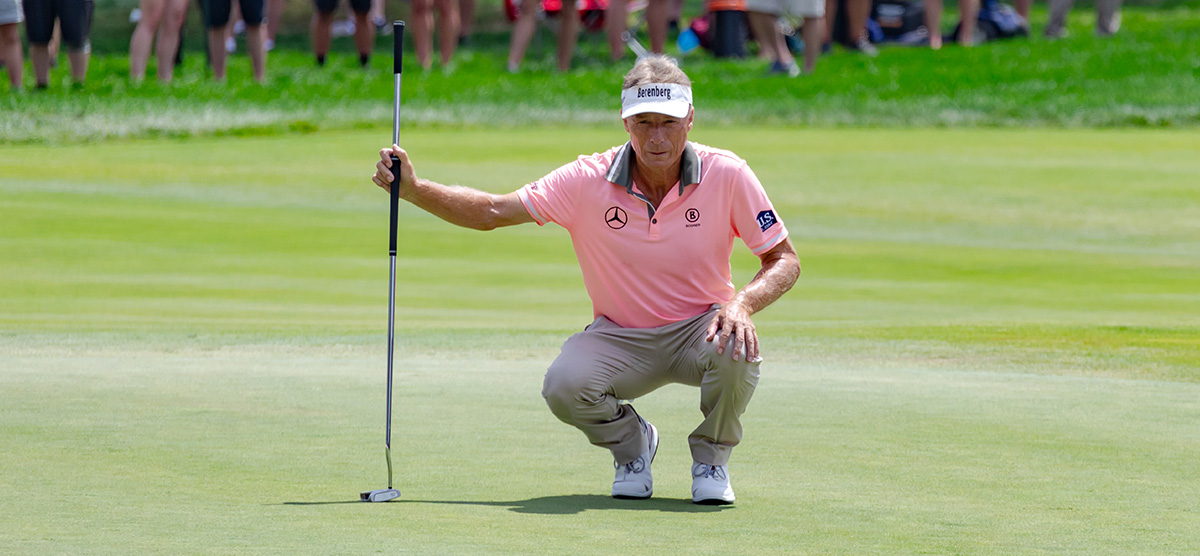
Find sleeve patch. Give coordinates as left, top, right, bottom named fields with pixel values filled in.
left=756, top=210, right=777, bottom=232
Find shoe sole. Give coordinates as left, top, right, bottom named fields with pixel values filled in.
left=611, top=422, right=658, bottom=500
left=692, top=496, right=735, bottom=505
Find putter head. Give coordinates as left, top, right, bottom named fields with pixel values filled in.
left=361, top=488, right=401, bottom=502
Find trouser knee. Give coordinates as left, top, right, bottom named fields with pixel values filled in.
left=542, top=362, right=599, bottom=423
left=700, top=339, right=761, bottom=388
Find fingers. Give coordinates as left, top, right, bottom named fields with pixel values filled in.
left=717, top=319, right=733, bottom=357
left=379, top=144, right=407, bottom=162
left=746, top=327, right=760, bottom=361
left=705, top=314, right=721, bottom=342
left=373, top=145, right=410, bottom=193
left=708, top=306, right=757, bottom=361
left=732, top=324, right=746, bottom=362
left=373, top=160, right=393, bottom=192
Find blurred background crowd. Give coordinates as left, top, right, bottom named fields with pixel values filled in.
left=0, top=0, right=1125, bottom=90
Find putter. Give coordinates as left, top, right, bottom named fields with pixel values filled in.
left=361, top=20, right=405, bottom=504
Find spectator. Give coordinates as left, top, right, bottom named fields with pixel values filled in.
left=205, top=0, right=265, bottom=81
left=507, top=0, right=579, bottom=72
left=1046, top=0, right=1121, bottom=38
left=823, top=0, right=875, bottom=55
left=1, top=0, right=22, bottom=90
left=265, top=0, right=283, bottom=50
left=1013, top=0, right=1030, bottom=22
left=23, top=0, right=91, bottom=88
left=925, top=0, right=979, bottom=48
left=129, top=0, right=189, bottom=82
left=458, top=0, right=474, bottom=44
left=747, top=0, right=824, bottom=76
left=312, top=0, right=374, bottom=67
left=412, top=0, right=460, bottom=69
left=606, top=0, right=668, bottom=61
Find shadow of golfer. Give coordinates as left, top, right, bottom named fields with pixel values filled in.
left=283, top=495, right=728, bottom=514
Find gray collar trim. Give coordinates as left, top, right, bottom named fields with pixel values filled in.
left=604, top=142, right=702, bottom=195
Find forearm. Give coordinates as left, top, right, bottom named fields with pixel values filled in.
left=404, top=178, right=521, bottom=231
left=729, top=247, right=801, bottom=315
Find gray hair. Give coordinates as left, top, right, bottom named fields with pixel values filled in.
left=622, top=56, right=691, bottom=89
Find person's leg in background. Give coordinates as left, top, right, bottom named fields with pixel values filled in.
left=411, top=0, right=434, bottom=68
left=821, top=0, right=836, bottom=45
left=265, top=0, right=283, bottom=49
left=129, top=0, right=164, bottom=81
left=1095, top=0, right=1120, bottom=36
left=237, top=0, right=264, bottom=81
left=924, top=0, right=944, bottom=47
left=505, top=0, right=539, bottom=71
left=799, top=16, right=821, bottom=72
left=957, top=0, right=978, bottom=45
left=155, top=0, right=188, bottom=81
left=223, top=0, right=239, bottom=52
left=555, top=1, right=580, bottom=71
left=746, top=0, right=797, bottom=74
left=457, top=0, right=474, bottom=44
left=605, top=0, right=626, bottom=61
left=1013, top=0, right=1031, bottom=23
left=646, top=0, right=668, bottom=53
left=205, top=0, right=231, bottom=79
left=923, top=0, right=977, bottom=48
left=1044, top=0, right=1071, bottom=38
left=349, top=0, right=375, bottom=66
left=846, top=0, right=874, bottom=54
left=310, top=0, right=335, bottom=65
left=793, top=0, right=824, bottom=73
left=23, top=0, right=53, bottom=86
left=0, top=14, right=23, bottom=90
left=58, top=0, right=92, bottom=84
left=433, top=0, right=459, bottom=66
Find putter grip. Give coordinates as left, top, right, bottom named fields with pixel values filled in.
left=389, top=155, right=400, bottom=255
left=393, top=21, right=405, bottom=74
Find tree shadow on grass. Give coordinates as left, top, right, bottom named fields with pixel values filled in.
left=282, top=494, right=729, bottom=514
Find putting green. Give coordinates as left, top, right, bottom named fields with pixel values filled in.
left=1, top=127, right=1197, bottom=554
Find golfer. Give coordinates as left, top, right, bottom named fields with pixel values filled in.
left=372, top=56, right=800, bottom=504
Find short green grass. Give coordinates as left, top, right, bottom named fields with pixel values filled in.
left=1, top=127, right=1198, bottom=555
left=3, top=4, right=1200, bottom=143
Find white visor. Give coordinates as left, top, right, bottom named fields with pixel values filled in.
left=620, top=83, right=693, bottom=119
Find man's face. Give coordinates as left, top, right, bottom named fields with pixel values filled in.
left=623, top=110, right=694, bottom=174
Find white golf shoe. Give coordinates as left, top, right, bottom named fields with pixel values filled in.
left=691, top=462, right=735, bottom=505
left=611, top=418, right=658, bottom=499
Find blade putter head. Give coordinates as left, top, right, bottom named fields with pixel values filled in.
left=361, top=489, right=401, bottom=502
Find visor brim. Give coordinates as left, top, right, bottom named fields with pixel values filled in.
left=621, top=100, right=692, bottom=119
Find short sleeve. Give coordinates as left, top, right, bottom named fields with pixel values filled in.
left=516, top=159, right=587, bottom=229
left=729, top=161, right=789, bottom=255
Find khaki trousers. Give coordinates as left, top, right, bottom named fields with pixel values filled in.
left=541, top=307, right=761, bottom=467
left=1045, top=0, right=1122, bottom=37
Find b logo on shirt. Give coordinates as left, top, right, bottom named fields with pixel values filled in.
left=685, top=208, right=700, bottom=223
left=605, top=206, right=628, bottom=230
left=756, top=210, right=777, bottom=232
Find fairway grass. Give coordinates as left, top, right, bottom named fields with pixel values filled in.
left=2, top=127, right=1198, bottom=554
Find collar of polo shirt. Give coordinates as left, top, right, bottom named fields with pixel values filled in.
left=604, top=142, right=702, bottom=197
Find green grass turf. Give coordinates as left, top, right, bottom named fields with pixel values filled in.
left=2, top=127, right=1198, bottom=554
left=3, top=4, right=1200, bottom=142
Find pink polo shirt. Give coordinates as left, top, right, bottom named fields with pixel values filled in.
left=516, top=142, right=789, bottom=329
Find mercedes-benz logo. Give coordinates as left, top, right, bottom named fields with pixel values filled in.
left=685, top=208, right=700, bottom=223
left=605, top=206, right=628, bottom=229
